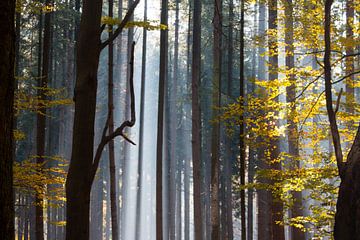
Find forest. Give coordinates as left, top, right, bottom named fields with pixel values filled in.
left=1, top=0, right=360, bottom=239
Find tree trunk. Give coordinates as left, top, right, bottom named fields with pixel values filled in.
left=135, top=0, right=147, bottom=238
left=345, top=0, right=354, bottom=116
left=268, top=0, right=285, bottom=239
left=107, top=0, right=119, bottom=239
left=211, top=0, right=222, bottom=238
left=156, top=0, right=168, bottom=238
left=65, top=0, right=103, bottom=239
left=36, top=1, right=52, bottom=238
left=0, top=0, right=15, bottom=239
left=169, top=0, right=180, bottom=238
left=284, top=0, right=304, bottom=239
left=239, top=0, right=246, bottom=239
left=192, top=0, right=203, bottom=239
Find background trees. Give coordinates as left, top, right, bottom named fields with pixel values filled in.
left=7, top=0, right=360, bottom=239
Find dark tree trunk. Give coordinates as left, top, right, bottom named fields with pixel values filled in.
left=192, top=0, right=203, bottom=239
left=0, top=0, right=15, bottom=239
left=211, top=0, right=222, bottom=239
left=107, top=0, right=119, bottom=239
left=65, top=1, right=102, bottom=239
left=66, top=0, right=138, bottom=238
left=239, top=0, right=246, bottom=239
left=156, top=0, right=168, bottom=238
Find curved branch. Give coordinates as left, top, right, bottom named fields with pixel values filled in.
left=101, top=0, right=140, bottom=50
left=91, top=42, right=137, bottom=182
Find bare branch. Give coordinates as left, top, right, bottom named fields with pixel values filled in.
left=334, top=88, right=343, bottom=115
left=294, top=72, right=324, bottom=100
left=100, top=24, right=106, bottom=33
left=91, top=42, right=137, bottom=181
left=100, top=0, right=140, bottom=50
left=332, top=69, right=360, bottom=85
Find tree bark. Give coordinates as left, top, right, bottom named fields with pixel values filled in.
left=0, top=0, right=15, bottom=239
left=107, top=0, right=119, bottom=239
left=211, top=0, right=222, bottom=239
left=156, top=0, right=168, bottom=238
left=239, top=0, right=246, bottom=239
left=65, top=0, right=138, bottom=238
left=192, top=0, right=203, bottom=239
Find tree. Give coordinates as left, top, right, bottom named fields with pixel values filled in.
left=65, top=0, right=138, bottom=239
left=156, top=0, right=168, bottom=238
left=192, top=0, right=203, bottom=239
left=211, top=0, right=222, bottom=238
left=0, top=0, right=15, bottom=239
left=107, top=0, right=119, bottom=239
left=239, top=0, right=246, bottom=239
left=36, top=1, right=52, bottom=238
left=284, top=0, right=304, bottom=239
left=135, top=0, right=147, bottom=238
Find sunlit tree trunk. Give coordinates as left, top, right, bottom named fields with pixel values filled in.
left=135, top=0, right=147, bottom=238
left=256, top=1, right=271, bottom=239
left=284, top=0, right=304, bottom=239
left=268, top=0, right=285, bottom=239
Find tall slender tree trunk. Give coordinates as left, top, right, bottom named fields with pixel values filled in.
left=192, top=0, right=203, bottom=239
left=107, top=0, right=119, bottom=239
left=0, top=0, right=15, bottom=239
left=345, top=0, right=354, bottom=116
left=211, top=0, right=222, bottom=239
left=284, top=1, right=304, bottom=239
left=239, top=0, right=246, bottom=239
left=257, top=1, right=271, bottom=239
left=169, top=0, right=180, bottom=239
left=184, top=3, right=192, bottom=240
left=156, top=0, right=168, bottom=238
left=268, top=0, right=285, bottom=239
left=135, top=0, right=147, bottom=238
left=36, top=2, right=52, bottom=238
left=224, top=1, right=234, bottom=239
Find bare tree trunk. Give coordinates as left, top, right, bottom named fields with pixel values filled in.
left=239, top=0, right=246, bottom=239
left=169, top=0, right=180, bottom=239
left=211, top=0, right=222, bottom=239
left=0, top=0, right=15, bottom=238
left=65, top=0, right=138, bottom=238
left=135, top=0, right=147, bottom=238
left=192, top=0, right=203, bottom=239
left=156, top=0, right=168, bottom=238
left=36, top=2, right=52, bottom=238
left=107, top=0, right=119, bottom=239
left=256, top=1, right=271, bottom=239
